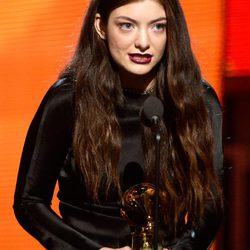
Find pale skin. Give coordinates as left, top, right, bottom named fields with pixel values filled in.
left=94, top=0, right=167, bottom=93
left=95, top=0, right=169, bottom=249
left=100, top=247, right=169, bottom=250
left=100, top=248, right=132, bottom=250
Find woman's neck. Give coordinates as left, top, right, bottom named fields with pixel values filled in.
left=119, top=69, right=156, bottom=93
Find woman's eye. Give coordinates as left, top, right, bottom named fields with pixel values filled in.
left=119, top=23, right=133, bottom=31
left=152, top=23, right=166, bottom=32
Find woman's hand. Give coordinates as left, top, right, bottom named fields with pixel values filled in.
left=100, top=247, right=132, bottom=250
left=100, top=247, right=168, bottom=250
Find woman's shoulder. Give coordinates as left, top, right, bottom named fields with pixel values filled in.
left=200, top=80, right=222, bottom=115
left=47, top=77, right=74, bottom=100
left=40, top=77, right=74, bottom=111
left=31, top=77, right=75, bottom=126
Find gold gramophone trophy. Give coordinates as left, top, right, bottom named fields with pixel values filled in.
left=120, top=183, right=163, bottom=250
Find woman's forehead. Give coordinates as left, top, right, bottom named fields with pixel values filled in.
left=108, top=0, right=166, bottom=20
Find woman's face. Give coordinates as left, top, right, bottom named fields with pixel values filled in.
left=96, top=0, right=167, bottom=76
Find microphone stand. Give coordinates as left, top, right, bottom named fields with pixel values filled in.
left=140, top=95, right=164, bottom=250
left=152, top=116, right=161, bottom=250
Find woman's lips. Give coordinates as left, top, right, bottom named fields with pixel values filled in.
left=129, top=54, right=152, bottom=64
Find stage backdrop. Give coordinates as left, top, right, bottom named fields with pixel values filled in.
left=0, top=0, right=224, bottom=249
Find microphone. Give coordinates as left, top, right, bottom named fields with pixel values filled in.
left=140, top=96, right=164, bottom=127
left=140, top=95, right=164, bottom=250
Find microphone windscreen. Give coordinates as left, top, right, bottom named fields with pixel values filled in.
left=140, top=96, right=164, bottom=126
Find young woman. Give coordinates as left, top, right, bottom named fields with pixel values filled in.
left=13, top=0, right=224, bottom=249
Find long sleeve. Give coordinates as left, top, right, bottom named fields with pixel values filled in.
left=192, top=83, right=224, bottom=249
left=13, top=79, right=102, bottom=250
left=191, top=82, right=224, bottom=249
left=168, top=82, right=224, bottom=250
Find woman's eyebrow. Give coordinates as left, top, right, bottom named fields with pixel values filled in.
left=115, top=16, right=167, bottom=24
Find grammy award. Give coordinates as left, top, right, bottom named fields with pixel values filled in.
left=121, top=183, right=163, bottom=250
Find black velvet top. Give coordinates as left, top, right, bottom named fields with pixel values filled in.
left=13, top=78, right=224, bottom=250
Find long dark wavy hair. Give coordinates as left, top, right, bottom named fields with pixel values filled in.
left=60, top=0, right=223, bottom=235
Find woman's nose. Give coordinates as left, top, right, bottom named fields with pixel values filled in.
left=134, top=29, right=150, bottom=51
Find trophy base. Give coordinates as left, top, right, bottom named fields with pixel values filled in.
left=132, top=246, right=163, bottom=250
left=131, top=232, right=163, bottom=250
left=138, top=248, right=163, bottom=250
